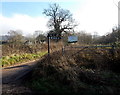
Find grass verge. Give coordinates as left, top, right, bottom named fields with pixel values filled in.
left=0, top=51, right=47, bottom=67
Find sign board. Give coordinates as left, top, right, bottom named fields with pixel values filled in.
left=68, top=36, right=78, bottom=43
left=49, top=36, right=61, bottom=39
left=48, top=33, right=61, bottom=39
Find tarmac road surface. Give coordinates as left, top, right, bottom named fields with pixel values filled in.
left=2, top=59, right=39, bottom=84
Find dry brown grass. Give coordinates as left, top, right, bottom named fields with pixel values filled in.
left=2, top=41, right=64, bottom=56
left=29, top=47, right=120, bottom=94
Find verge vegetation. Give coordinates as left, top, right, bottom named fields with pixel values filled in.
left=1, top=51, right=47, bottom=67
left=26, top=48, right=120, bottom=95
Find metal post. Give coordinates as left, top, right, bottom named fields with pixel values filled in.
left=47, top=34, right=50, bottom=56
left=112, top=44, right=115, bottom=56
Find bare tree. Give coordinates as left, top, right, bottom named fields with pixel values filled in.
left=43, top=3, right=77, bottom=38
left=8, top=30, right=24, bottom=44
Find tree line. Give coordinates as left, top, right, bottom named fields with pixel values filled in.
left=1, top=3, right=120, bottom=46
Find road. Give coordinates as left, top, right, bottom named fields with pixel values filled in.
left=2, top=60, right=39, bottom=84
left=2, top=59, right=41, bottom=94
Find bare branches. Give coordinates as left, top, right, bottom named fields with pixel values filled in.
left=43, top=3, right=77, bottom=37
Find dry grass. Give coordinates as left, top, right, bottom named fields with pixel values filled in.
left=2, top=41, right=63, bottom=56
left=27, top=47, right=120, bottom=94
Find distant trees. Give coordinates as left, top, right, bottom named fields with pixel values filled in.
left=24, top=31, right=47, bottom=45
left=93, top=27, right=120, bottom=45
left=33, top=31, right=47, bottom=44
left=43, top=3, right=77, bottom=39
left=77, top=32, right=92, bottom=44
left=8, top=30, right=24, bottom=44
left=35, top=34, right=47, bottom=44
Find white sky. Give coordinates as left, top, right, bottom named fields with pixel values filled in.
left=0, top=0, right=119, bottom=36
left=0, top=14, right=49, bottom=36
left=73, top=0, right=119, bottom=35
left=119, top=1, right=120, bottom=27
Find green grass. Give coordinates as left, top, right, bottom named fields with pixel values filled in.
left=0, top=51, right=47, bottom=67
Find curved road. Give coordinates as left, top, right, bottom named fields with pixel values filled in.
left=2, top=59, right=40, bottom=84
left=2, top=59, right=41, bottom=94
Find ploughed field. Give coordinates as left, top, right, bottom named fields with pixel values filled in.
left=26, top=47, right=120, bottom=95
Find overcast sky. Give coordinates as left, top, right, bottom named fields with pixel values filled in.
left=0, top=0, right=119, bottom=36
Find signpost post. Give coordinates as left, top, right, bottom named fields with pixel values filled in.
left=47, top=33, right=61, bottom=56
left=47, top=34, right=50, bottom=56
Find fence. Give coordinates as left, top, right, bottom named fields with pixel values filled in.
left=62, top=45, right=116, bottom=56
